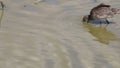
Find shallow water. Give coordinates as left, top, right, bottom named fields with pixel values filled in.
left=0, top=0, right=120, bottom=68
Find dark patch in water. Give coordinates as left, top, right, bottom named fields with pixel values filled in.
left=83, top=22, right=120, bottom=45
left=0, top=1, right=4, bottom=27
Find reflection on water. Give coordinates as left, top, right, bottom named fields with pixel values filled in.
left=83, top=22, right=120, bottom=45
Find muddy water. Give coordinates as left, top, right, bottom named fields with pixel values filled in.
left=0, top=0, right=120, bottom=68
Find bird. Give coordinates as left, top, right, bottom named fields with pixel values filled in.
left=83, top=3, right=120, bottom=24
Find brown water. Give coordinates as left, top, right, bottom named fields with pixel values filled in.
left=0, top=0, right=120, bottom=68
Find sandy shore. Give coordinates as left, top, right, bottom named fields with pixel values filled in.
left=0, top=0, right=120, bottom=68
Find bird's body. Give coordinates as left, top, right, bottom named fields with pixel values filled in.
left=83, top=3, right=120, bottom=24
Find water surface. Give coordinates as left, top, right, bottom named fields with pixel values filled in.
left=0, top=0, right=120, bottom=68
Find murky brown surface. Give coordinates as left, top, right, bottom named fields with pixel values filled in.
left=0, top=0, right=120, bottom=68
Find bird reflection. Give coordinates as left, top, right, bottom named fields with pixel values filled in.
left=83, top=22, right=120, bottom=45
